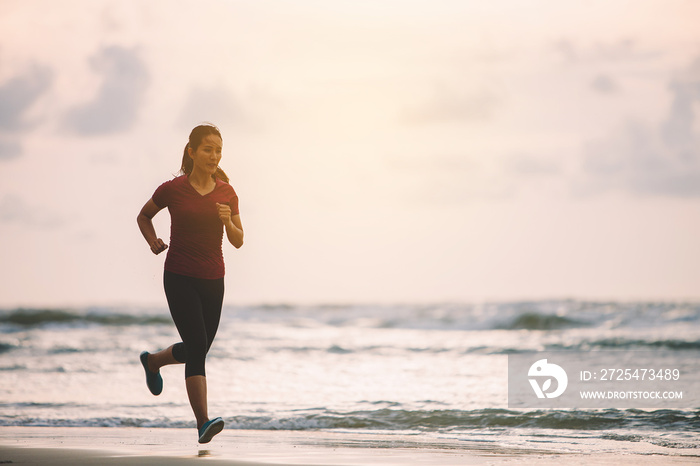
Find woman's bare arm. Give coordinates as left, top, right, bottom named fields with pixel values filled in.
left=216, top=203, right=244, bottom=249
left=137, top=199, right=168, bottom=255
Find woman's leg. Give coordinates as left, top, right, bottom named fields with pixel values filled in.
left=198, top=277, right=224, bottom=354
left=185, top=375, right=208, bottom=429
left=163, top=271, right=223, bottom=429
left=145, top=344, right=182, bottom=373
left=188, top=276, right=224, bottom=429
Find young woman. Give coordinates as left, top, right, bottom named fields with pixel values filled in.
left=136, top=124, right=244, bottom=444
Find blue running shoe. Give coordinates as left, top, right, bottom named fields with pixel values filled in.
left=140, top=351, right=163, bottom=396
left=198, top=417, right=224, bottom=444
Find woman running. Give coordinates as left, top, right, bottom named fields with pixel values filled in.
left=136, top=124, right=244, bottom=443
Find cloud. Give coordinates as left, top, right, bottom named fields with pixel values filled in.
left=0, top=65, right=53, bottom=132
left=384, top=152, right=515, bottom=204
left=578, top=56, right=700, bottom=197
left=401, top=85, right=500, bottom=125
left=0, top=65, right=53, bottom=160
left=177, top=85, right=246, bottom=130
left=0, top=139, right=22, bottom=161
left=552, top=38, right=662, bottom=64
left=553, top=39, right=578, bottom=62
left=661, top=56, right=700, bottom=154
left=0, top=195, right=65, bottom=228
left=506, top=154, right=561, bottom=176
left=590, top=74, right=618, bottom=94
left=64, top=46, right=149, bottom=135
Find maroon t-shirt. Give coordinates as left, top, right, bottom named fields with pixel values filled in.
left=152, top=175, right=239, bottom=280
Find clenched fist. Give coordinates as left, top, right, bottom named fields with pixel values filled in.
left=216, top=203, right=232, bottom=225
left=149, top=238, right=168, bottom=255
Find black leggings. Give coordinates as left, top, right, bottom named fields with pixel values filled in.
left=163, top=270, right=224, bottom=378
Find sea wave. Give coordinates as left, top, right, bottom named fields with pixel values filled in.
left=480, top=338, right=700, bottom=354
left=495, top=313, right=589, bottom=330
left=3, top=301, right=699, bottom=332
left=5, top=301, right=700, bottom=340
left=544, top=338, right=700, bottom=352
left=243, top=337, right=700, bottom=357
left=237, top=407, right=700, bottom=433
left=235, top=301, right=700, bottom=332
left=0, top=342, right=15, bottom=353
left=0, top=308, right=171, bottom=328
left=1, top=407, right=698, bottom=434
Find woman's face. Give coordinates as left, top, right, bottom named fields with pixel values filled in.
left=189, top=134, right=223, bottom=176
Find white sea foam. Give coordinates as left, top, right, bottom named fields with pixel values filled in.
left=0, top=300, right=698, bottom=454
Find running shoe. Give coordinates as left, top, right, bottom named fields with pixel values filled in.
left=139, top=351, right=163, bottom=396
left=198, top=417, right=225, bottom=444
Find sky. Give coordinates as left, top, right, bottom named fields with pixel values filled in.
left=1, top=0, right=699, bottom=307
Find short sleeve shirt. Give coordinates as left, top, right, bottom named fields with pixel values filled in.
left=152, top=175, right=239, bottom=279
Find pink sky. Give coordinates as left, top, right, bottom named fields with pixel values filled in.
left=0, top=1, right=699, bottom=306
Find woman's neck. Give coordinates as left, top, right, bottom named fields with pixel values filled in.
left=188, top=168, right=214, bottom=188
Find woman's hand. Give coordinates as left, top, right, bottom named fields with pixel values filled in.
left=216, top=203, right=232, bottom=225
left=137, top=198, right=168, bottom=255
left=217, top=202, right=244, bottom=249
left=149, top=238, right=169, bottom=255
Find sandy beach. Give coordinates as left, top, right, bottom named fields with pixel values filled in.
left=1, top=427, right=698, bottom=465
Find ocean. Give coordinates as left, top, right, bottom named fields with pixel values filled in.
left=1, top=300, right=698, bottom=457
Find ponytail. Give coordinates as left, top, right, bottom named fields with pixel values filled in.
left=179, top=123, right=229, bottom=183
left=214, top=166, right=229, bottom=183
left=180, top=143, right=194, bottom=176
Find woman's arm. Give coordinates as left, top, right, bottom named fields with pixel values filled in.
left=137, top=199, right=168, bottom=255
left=216, top=203, right=244, bottom=249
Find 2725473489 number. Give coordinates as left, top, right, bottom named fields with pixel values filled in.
left=599, top=368, right=680, bottom=381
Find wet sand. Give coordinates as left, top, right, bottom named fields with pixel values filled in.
left=0, top=427, right=698, bottom=465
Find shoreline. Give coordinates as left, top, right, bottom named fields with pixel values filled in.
left=1, top=427, right=698, bottom=465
